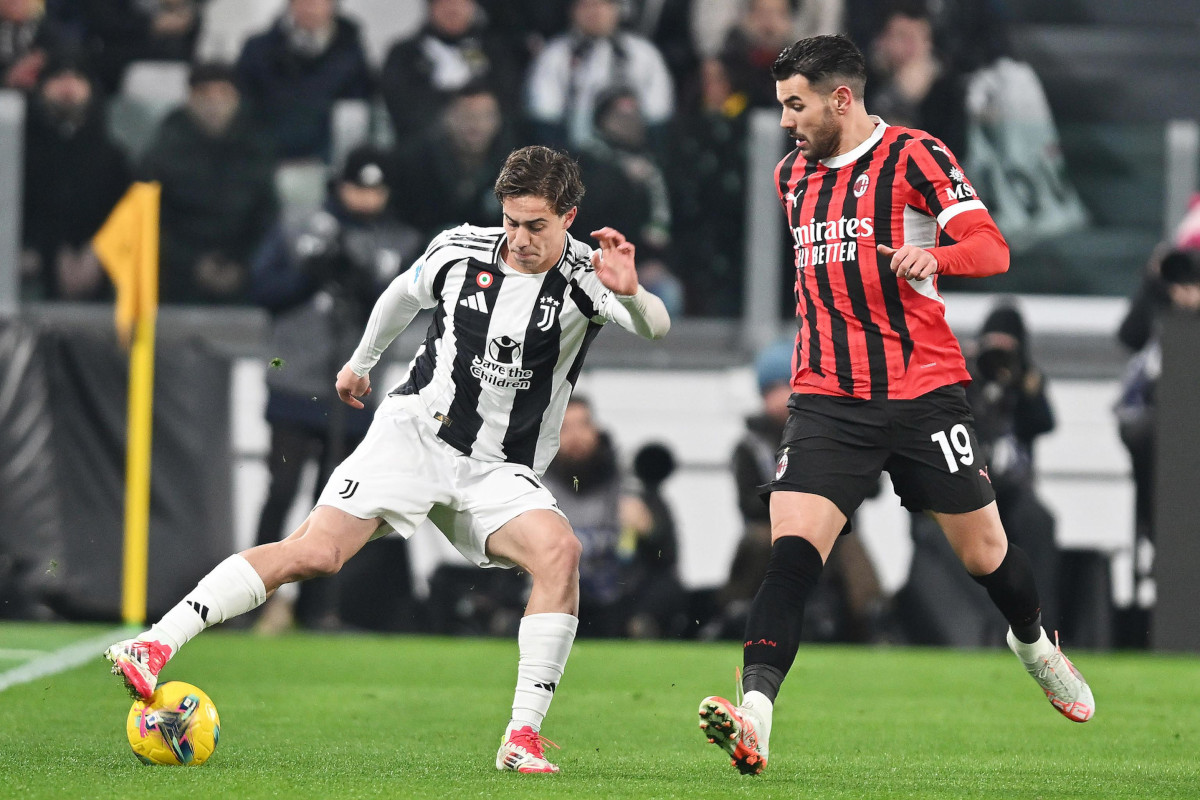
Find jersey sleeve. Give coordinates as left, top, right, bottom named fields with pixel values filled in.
left=902, top=136, right=988, bottom=229
left=345, top=233, right=446, bottom=375
left=573, top=256, right=670, bottom=339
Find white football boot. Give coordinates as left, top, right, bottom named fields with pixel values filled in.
left=698, top=694, right=770, bottom=775
left=496, top=725, right=561, bottom=774
left=1007, top=629, right=1095, bottom=722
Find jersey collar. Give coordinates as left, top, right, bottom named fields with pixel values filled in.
left=820, top=116, right=888, bottom=169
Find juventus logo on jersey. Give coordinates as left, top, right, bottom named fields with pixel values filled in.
left=338, top=479, right=359, bottom=499
left=459, top=292, right=490, bottom=313
left=536, top=296, right=561, bottom=331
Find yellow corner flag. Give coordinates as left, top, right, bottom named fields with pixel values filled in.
left=92, top=181, right=161, bottom=625
left=93, top=182, right=161, bottom=345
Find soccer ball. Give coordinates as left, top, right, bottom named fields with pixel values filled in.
left=126, top=681, right=220, bottom=766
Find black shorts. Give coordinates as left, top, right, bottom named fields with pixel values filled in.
left=762, top=385, right=996, bottom=521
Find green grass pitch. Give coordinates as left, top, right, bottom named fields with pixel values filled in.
left=1, top=622, right=1197, bottom=799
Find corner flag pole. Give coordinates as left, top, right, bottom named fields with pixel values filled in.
left=94, top=181, right=161, bottom=626
left=121, top=312, right=157, bottom=625
left=122, top=185, right=159, bottom=625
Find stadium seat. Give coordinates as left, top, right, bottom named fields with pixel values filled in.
left=196, top=0, right=285, bottom=63
left=342, top=0, right=425, bottom=67
left=274, top=161, right=329, bottom=223
left=107, top=61, right=190, bottom=161
left=331, top=98, right=372, bottom=170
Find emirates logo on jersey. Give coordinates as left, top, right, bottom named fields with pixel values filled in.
left=476, top=272, right=494, bottom=288
left=853, top=173, right=870, bottom=198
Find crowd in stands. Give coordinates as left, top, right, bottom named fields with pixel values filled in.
left=15, top=0, right=1014, bottom=315
left=17, top=1, right=1171, bottom=645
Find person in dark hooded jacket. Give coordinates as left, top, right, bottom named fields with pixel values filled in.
left=247, top=145, right=423, bottom=631
left=21, top=51, right=129, bottom=300
left=379, top=0, right=518, bottom=144
left=140, top=62, right=277, bottom=304
left=235, top=0, right=371, bottom=161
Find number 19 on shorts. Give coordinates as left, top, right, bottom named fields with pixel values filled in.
left=931, top=424, right=974, bottom=473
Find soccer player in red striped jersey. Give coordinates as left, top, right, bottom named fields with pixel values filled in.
left=697, top=35, right=1094, bottom=776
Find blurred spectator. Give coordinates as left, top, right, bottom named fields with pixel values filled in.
left=574, top=88, right=683, bottom=315
left=249, top=145, right=421, bottom=633
left=865, top=0, right=966, bottom=157
left=964, top=303, right=1059, bottom=629
left=1116, top=248, right=1200, bottom=546
left=619, top=0, right=697, bottom=93
left=619, top=442, right=688, bottom=639
left=21, top=51, right=129, bottom=301
left=692, top=0, right=842, bottom=61
left=667, top=57, right=748, bottom=317
left=1113, top=246, right=1200, bottom=647
left=1, top=0, right=66, bottom=90
left=718, top=0, right=813, bottom=110
left=475, top=0, right=568, bottom=70
left=709, top=338, right=884, bottom=642
left=541, top=397, right=626, bottom=637
left=141, top=62, right=277, bottom=304
left=710, top=339, right=791, bottom=637
left=81, top=0, right=205, bottom=94
left=393, top=82, right=510, bottom=239
left=845, top=0, right=1009, bottom=75
left=236, top=0, right=371, bottom=161
left=525, top=0, right=674, bottom=151
left=379, top=0, right=518, bottom=144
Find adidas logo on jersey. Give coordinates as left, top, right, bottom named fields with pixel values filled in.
left=459, top=292, right=490, bottom=313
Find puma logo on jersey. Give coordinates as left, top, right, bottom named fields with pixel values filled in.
left=459, top=292, right=490, bottom=313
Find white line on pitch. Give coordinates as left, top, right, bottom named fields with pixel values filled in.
left=0, top=628, right=133, bottom=693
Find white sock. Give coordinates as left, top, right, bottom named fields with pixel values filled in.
left=144, top=554, right=268, bottom=654
left=507, top=612, right=578, bottom=735
left=1010, top=628, right=1052, bottom=663
left=742, top=690, right=774, bottom=746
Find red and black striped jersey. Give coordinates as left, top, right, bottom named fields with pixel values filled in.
left=777, top=118, right=995, bottom=400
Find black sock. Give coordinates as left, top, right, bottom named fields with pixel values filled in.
left=742, top=536, right=824, bottom=702
left=971, top=543, right=1042, bottom=644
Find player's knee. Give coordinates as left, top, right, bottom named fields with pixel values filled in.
left=291, top=538, right=345, bottom=580
left=963, top=538, right=1006, bottom=575
left=537, top=530, right=582, bottom=579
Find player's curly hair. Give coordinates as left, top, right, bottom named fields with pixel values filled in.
left=493, top=146, right=585, bottom=216
left=771, top=34, right=867, bottom=99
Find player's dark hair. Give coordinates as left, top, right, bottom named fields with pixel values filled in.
left=771, top=34, right=867, bottom=99
left=494, top=145, right=585, bottom=216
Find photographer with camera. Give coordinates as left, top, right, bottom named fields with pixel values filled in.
left=248, top=145, right=423, bottom=632
left=1114, top=246, right=1200, bottom=645
left=964, top=304, right=1058, bottom=630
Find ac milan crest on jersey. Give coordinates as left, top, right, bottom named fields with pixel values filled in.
left=776, top=120, right=988, bottom=400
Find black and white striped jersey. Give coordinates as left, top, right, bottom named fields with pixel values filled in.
left=349, top=224, right=648, bottom=474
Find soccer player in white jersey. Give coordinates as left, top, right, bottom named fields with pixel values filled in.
left=105, top=146, right=671, bottom=774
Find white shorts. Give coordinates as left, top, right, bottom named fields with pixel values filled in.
left=314, top=394, right=564, bottom=568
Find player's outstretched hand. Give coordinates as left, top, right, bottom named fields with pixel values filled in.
left=336, top=364, right=371, bottom=409
left=878, top=244, right=938, bottom=280
left=591, top=227, right=639, bottom=296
